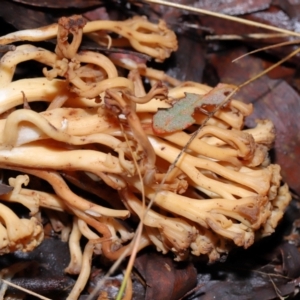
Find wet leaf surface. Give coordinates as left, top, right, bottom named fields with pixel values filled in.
left=193, top=280, right=295, bottom=300
left=0, top=0, right=55, bottom=30
left=2, top=237, right=74, bottom=299
left=278, top=243, right=300, bottom=278
left=134, top=252, right=197, bottom=300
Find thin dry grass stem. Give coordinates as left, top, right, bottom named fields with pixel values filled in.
left=0, top=262, right=30, bottom=298
left=1, top=279, right=51, bottom=300
left=69, top=207, right=148, bottom=262
left=128, top=88, right=242, bottom=262
left=105, top=87, right=165, bottom=185
left=114, top=119, right=145, bottom=300
left=232, top=39, right=300, bottom=62
left=121, top=269, right=133, bottom=300
left=178, top=284, right=205, bottom=300
left=87, top=120, right=146, bottom=300
left=268, top=275, right=287, bottom=300
left=249, top=269, right=291, bottom=280
left=156, top=87, right=238, bottom=187
left=206, top=33, right=290, bottom=40
left=142, top=0, right=300, bottom=38
left=85, top=236, right=145, bottom=298
left=116, top=224, right=143, bottom=300
left=85, top=246, right=132, bottom=300
left=235, top=47, right=300, bottom=85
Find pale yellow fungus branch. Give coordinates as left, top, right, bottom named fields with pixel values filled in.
left=65, top=217, right=83, bottom=275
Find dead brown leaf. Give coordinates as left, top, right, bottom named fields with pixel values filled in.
left=134, top=252, right=197, bottom=300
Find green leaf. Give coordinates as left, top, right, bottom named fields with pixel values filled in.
left=152, top=93, right=200, bottom=134
left=152, top=84, right=235, bottom=134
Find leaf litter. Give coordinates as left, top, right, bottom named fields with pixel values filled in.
left=0, top=1, right=300, bottom=300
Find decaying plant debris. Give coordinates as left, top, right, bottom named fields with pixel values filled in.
left=0, top=1, right=298, bottom=299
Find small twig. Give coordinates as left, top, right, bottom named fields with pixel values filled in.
left=178, top=283, right=204, bottom=300
left=1, top=279, right=51, bottom=300
left=141, top=0, right=300, bottom=38
left=268, top=275, right=288, bottom=300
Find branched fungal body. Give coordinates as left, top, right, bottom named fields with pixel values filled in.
left=0, top=14, right=292, bottom=299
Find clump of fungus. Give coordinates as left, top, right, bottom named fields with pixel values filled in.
left=0, top=200, right=43, bottom=255
left=0, top=14, right=292, bottom=298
